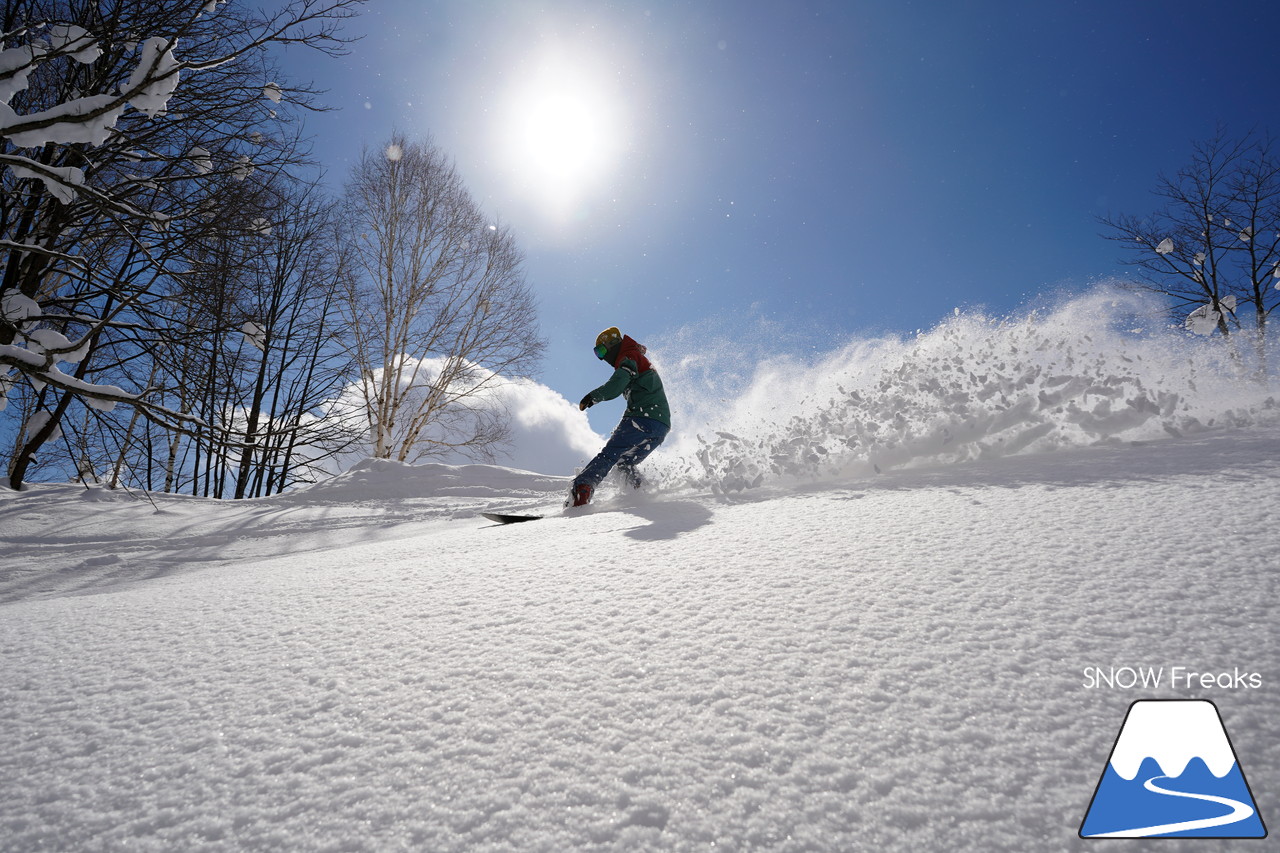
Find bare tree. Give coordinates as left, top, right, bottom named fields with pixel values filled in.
left=228, top=178, right=357, bottom=498
left=336, top=134, right=543, bottom=463
left=1099, top=128, right=1280, bottom=371
left=0, top=0, right=365, bottom=489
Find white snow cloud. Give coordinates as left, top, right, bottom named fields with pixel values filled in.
left=316, top=359, right=601, bottom=477
left=652, top=285, right=1279, bottom=492
left=493, top=375, right=602, bottom=474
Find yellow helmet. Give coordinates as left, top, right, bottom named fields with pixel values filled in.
left=593, top=326, right=622, bottom=359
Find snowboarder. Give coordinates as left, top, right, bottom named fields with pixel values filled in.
left=570, top=327, right=671, bottom=507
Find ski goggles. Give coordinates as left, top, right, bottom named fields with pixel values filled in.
left=594, top=343, right=609, bottom=359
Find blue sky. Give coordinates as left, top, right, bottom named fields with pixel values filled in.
left=290, top=0, right=1280, bottom=433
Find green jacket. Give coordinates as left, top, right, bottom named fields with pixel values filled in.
left=587, top=336, right=671, bottom=427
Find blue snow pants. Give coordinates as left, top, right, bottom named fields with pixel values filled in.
left=574, top=417, right=670, bottom=490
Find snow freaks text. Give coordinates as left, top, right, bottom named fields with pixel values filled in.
left=1082, top=666, right=1263, bottom=691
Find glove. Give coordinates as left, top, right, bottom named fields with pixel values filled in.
left=578, top=394, right=594, bottom=411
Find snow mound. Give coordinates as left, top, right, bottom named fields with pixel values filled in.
left=657, top=288, right=1278, bottom=492
left=284, top=457, right=567, bottom=503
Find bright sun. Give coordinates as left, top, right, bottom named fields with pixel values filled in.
left=497, top=46, right=627, bottom=226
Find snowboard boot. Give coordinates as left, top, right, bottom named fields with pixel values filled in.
left=569, top=483, right=593, bottom=507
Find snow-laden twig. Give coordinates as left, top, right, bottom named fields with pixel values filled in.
left=2, top=154, right=86, bottom=204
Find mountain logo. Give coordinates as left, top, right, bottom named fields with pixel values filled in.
left=1080, top=699, right=1267, bottom=839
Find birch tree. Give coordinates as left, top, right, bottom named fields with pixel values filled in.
left=337, top=135, right=543, bottom=463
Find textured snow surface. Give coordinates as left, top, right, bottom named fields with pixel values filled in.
left=1, top=428, right=1278, bottom=852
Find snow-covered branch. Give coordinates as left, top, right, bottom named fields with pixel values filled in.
left=1, top=0, right=369, bottom=490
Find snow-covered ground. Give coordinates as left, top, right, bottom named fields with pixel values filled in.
left=4, top=294, right=1280, bottom=851
left=2, top=422, right=1278, bottom=852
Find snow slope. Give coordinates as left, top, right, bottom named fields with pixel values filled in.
left=2, top=423, right=1278, bottom=852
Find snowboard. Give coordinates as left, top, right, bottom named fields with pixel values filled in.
left=481, top=512, right=543, bottom=525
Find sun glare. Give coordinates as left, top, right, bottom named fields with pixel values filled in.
left=515, top=90, right=607, bottom=181
left=496, top=44, right=629, bottom=226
